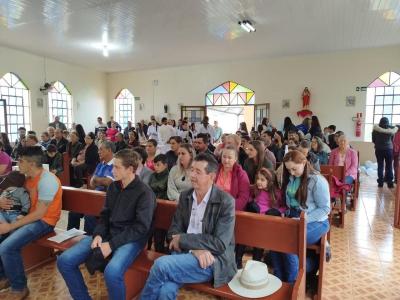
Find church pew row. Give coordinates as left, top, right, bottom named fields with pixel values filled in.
left=22, top=187, right=323, bottom=300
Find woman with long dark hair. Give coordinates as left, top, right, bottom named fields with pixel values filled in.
left=71, top=132, right=99, bottom=188
left=283, top=117, right=297, bottom=141
left=75, top=124, right=86, bottom=144
left=309, top=116, right=322, bottom=138
left=271, top=150, right=330, bottom=283
left=243, top=140, right=273, bottom=184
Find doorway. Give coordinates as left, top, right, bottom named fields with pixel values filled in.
left=207, top=105, right=254, bottom=134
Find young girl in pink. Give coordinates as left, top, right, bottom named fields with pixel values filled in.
left=242, top=168, right=287, bottom=262
left=253, top=167, right=286, bottom=216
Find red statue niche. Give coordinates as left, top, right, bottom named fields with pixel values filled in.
left=297, top=87, right=312, bottom=118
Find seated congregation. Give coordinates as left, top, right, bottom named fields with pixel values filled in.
left=2, top=112, right=397, bottom=300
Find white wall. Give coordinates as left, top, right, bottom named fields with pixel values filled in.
left=107, top=45, right=400, bottom=142
left=0, top=45, right=107, bottom=133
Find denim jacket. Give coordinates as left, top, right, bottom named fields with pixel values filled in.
left=168, top=185, right=237, bottom=287
left=285, top=173, right=330, bottom=223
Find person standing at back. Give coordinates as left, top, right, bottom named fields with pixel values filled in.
left=372, top=117, right=397, bottom=188
left=49, top=116, right=67, bottom=131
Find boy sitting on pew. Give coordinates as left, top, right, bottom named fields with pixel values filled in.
left=148, top=154, right=169, bottom=252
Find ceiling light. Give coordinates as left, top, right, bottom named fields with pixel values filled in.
left=102, top=45, right=109, bottom=57
left=238, top=20, right=256, bottom=33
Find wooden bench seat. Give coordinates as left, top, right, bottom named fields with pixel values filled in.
left=25, top=188, right=309, bottom=300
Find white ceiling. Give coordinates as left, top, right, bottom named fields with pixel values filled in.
left=0, top=0, right=400, bottom=72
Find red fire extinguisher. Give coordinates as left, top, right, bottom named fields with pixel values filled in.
left=355, top=113, right=362, bottom=137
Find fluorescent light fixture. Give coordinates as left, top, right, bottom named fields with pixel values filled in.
left=238, top=20, right=256, bottom=33
left=102, top=45, right=109, bottom=57
left=102, top=31, right=108, bottom=44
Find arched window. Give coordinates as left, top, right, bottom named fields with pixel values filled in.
left=365, top=72, right=400, bottom=141
left=48, top=81, right=73, bottom=129
left=0, top=72, right=31, bottom=142
left=114, top=89, right=134, bottom=129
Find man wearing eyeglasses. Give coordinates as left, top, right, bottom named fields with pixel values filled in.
left=140, top=153, right=236, bottom=300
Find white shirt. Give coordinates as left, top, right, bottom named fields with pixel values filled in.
left=158, top=124, right=175, bottom=145
left=147, top=124, right=159, bottom=141
left=197, top=124, right=215, bottom=144
left=187, top=186, right=212, bottom=234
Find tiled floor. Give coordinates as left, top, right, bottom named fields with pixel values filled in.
left=2, top=174, right=400, bottom=299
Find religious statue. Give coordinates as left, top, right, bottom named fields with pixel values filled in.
left=302, top=87, right=310, bottom=108
left=297, top=87, right=313, bottom=118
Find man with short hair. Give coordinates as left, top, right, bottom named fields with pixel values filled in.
left=0, top=146, right=62, bottom=298
left=107, top=116, right=121, bottom=131
left=50, top=128, right=68, bottom=153
left=49, top=116, right=67, bottom=131
left=58, top=149, right=156, bottom=300
left=115, top=132, right=128, bottom=152
left=11, top=127, right=27, bottom=159
left=140, top=153, right=236, bottom=299
left=213, top=121, right=223, bottom=143
left=95, top=117, right=108, bottom=136
left=193, top=133, right=215, bottom=158
left=158, top=117, right=175, bottom=145
left=123, top=121, right=135, bottom=140
left=197, top=116, right=215, bottom=144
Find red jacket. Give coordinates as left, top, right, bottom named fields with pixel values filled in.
left=215, top=163, right=250, bottom=211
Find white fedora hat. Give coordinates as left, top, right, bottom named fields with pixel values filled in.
left=228, top=260, right=282, bottom=298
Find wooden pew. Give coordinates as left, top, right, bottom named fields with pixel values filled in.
left=35, top=187, right=106, bottom=250
left=320, top=165, right=346, bottom=228
left=57, top=152, right=71, bottom=186
left=27, top=188, right=307, bottom=300
left=126, top=200, right=307, bottom=300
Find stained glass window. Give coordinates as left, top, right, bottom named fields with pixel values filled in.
left=0, top=72, right=31, bottom=142
left=48, top=81, right=73, bottom=129
left=114, top=89, right=134, bottom=129
left=365, top=72, right=400, bottom=141
left=205, top=81, right=255, bottom=106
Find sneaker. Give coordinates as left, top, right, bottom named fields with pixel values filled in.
left=7, top=287, right=29, bottom=300
left=388, top=182, right=394, bottom=189
left=0, top=278, right=10, bottom=290
left=378, top=182, right=384, bottom=188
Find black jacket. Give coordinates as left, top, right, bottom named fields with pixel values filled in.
left=84, top=143, right=99, bottom=173
left=93, top=177, right=156, bottom=250
left=115, top=141, right=128, bottom=152
left=51, top=137, right=68, bottom=153
left=67, top=141, right=83, bottom=158
left=372, top=125, right=397, bottom=150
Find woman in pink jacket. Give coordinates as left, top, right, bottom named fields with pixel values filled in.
left=215, top=146, right=250, bottom=211
left=215, top=146, right=250, bottom=268
left=328, top=134, right=358, bottom=184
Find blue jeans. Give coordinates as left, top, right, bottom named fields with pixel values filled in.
left=57, top=236, right=144, bottom=300
left=270, top=219, right=329, bottom=283
left=375, top=149, right=394, bottom=184
left=140, top=253, right=214, bottom=300
left=0, top=220, right=53, bottom=290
